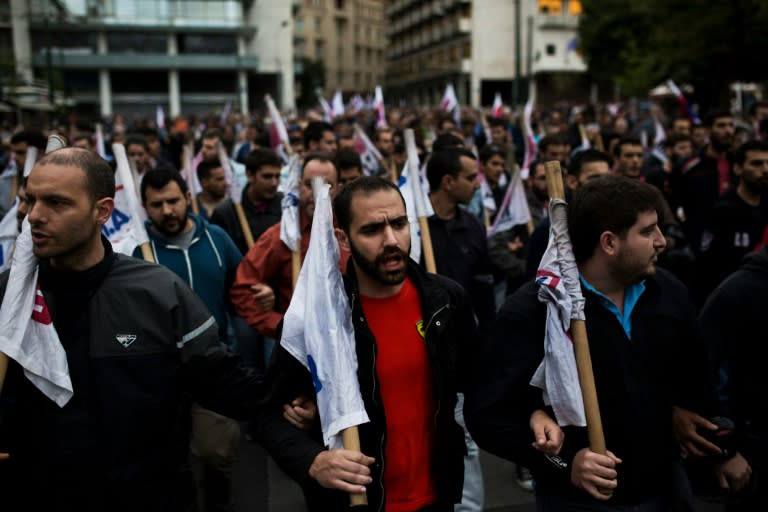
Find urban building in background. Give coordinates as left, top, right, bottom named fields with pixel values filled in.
left=2, top=0, right=294, bottom=120
left=0, top=0, right=590, bottom=120
left=292, top=0, right=386, bottom=100
left=385, top=0, right=587, bottom=108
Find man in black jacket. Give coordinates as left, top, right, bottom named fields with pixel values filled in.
left=0, top=148, right=267, bottom=512
left=252, top=176, right=478, bottom=511
left=467, top=176, right=714, bottom=510
left=699, top=248, right=768, bottom=508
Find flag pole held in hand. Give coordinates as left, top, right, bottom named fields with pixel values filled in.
left=543, top=161, right=610, bottom=494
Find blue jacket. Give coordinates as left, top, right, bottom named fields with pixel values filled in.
left=134, top=214, right=242, bottom=339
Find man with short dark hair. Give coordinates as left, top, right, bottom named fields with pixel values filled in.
left=210, top=148, right=283, bottom=255
left=335, top=147, right=363, bottom=188
left=196, top=159, right=228, bottom=220
left=125, top=135, right=152, bottom=176
left=468, top=175, right=712, bottom=510
left=0, top=147, right=266, bottom=510
left=253, top=176, right=478, bottom=510
left=303, top=121, right=337, bottom=154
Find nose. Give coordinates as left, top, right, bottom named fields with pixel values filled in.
left=655, top=226, right=667, bottom=250
left=162, top=202, right=174, bottom=216
left=382, top=224, right=398, bottom=246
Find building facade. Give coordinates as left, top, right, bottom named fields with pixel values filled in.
left=5, top=0, right=294, bottom=119
left=385, top=0, right=587, bottom=108
left=292, top=0, right=386, bottom=99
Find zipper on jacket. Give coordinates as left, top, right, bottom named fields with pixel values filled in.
left=424, top=304, right=449, bottom=428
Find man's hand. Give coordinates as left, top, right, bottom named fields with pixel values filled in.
left=309, top=449, right=375, bottom=493
left=570, top=448, right=622, bottom=500
left=0, top=452, right=8, bottom=461
left=672, top=406, right=722, bottom=458
left=251, top=284, right=275, bottom=311
left=715, top=452, right=752, bottom=494
left=283, top=395, right=318, bottom=431
left=506, top=236, right=524, bottom=254
left=530, top=409, right=564, bottom=455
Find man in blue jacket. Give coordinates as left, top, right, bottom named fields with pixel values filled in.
left=135, top=166, right=248, bottom=512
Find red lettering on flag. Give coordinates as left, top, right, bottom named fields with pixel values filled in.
left=32, top=287, right=52, bottom=325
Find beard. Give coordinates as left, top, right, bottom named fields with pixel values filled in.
left=614, top=246, right=658, bottom=285
left=349, top=241, right=411, bottom=287
left=155, top=212, right=188, bottom=238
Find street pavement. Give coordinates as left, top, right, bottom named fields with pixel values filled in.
left=233, top=427, right=536, bottom=511
left=233, top=427, right=728, bottom=511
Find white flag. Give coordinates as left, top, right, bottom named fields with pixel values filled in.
left=0, top=219, right=73, bottom=407
left=279, top=155, right=302, bottom=252
left=441, top=84, right=458, bottom=113
left=353, top=124, right=383, bottom=176
left=281, top=178, right=370, bottom=449
left=318, top=94, right=333, bottom=123
left=94, top=123, right=107, bottom=160
left=374, top=85, right=387, bottom=128
left=156, top=105, right=166, bottom=130
left=488, top=171, right=531, bottom=236
left=492, top=92, right=504, bottom=119
left=331, top=91, right=345, bottom=118
left=0, top=202, right=18, bottom=272
left=266, top=94, right=290, bottom=149
left=530, top=198, right=586, bottom=427
left=106, top=144, right=149, bottom=256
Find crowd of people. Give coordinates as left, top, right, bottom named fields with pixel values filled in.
left=0, top=94, right=767, bottom=512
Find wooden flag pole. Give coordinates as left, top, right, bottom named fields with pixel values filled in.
left=543, top=160, right=608, bottom=460
left=183, top=143, right=199, bottom=215
left=342, top=426, right=368, bottom=506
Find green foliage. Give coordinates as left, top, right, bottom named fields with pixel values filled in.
left=579, top=0, right=768, bottom=108
left=296, top=57, right=326, bottom=109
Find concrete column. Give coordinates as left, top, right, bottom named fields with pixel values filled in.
left=96, top=32, right=112, bottom=116
left=99, top=70, right=112, bottom=117
left=237, top=37, right=249, bottom=114
left=10, top=0, right=33, bottom=83
left=168, top=34, right=180, bottom=116
left=238, top=71, right=249, bottom=114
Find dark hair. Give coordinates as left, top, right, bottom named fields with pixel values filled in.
left=663, top=133, right=693, bottom=149
left=303, top=121, right=334, bottom=147
left=479, top=144, right=507, bottom=163
left=568, top=175, right=664, bottom=264
left=374, top=127, right=392, bottom=143
left=245, top=147, right=282, bottom=175
left=35, top=147, right=115, bottom=201
left=335, top=147, right=362, bottom=172
left=703, top=109, right=733, bottom=128
left=196, top=159, right=222, bottom=181
left=487, top=117, right=507, bottom=129
left=11, top=129, right=47, bottom=150
left=733, top=139, right=768, bottom=166
left=333, top=176, right=405, bottom=233
left=125, top=134, right=149, bottom=151
left=202, top=128, right=222, bottom=141
left=426, top=147, right=476, bottom=191
left=538, top=134, right=567, bottom=153
left=613, top=136, right=643, bottom=157
left=431, top=133, right=463, bottom=152
left=748, top=100, right=768, bottom=118
left=302, top=151, right=337, bottom=180
left=140, top=166, right=188, bottom=203
left=568, top=149, right=611, bottom=177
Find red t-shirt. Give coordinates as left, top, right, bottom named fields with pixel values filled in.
left=360, top=277, right=437, bottom=512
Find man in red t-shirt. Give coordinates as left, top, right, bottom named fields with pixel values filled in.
left=252, top=176, right=479, bottom=511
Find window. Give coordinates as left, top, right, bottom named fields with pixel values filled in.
left=179, top=34, right=237, bottom=54
left=107, top=32, right=166, bottom=53
left=336, top=0, right=345, bottom=9
left=546, top=43, right=556, bottom=55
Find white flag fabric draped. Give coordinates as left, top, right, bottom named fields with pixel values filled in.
left=0, top=218, right=73, bottom=407
left=530, top=198, right=587, bottom=427
left=105, top=144, right=149, bottom=256
left=280, top=178, right=370, bottom=448
left=279, top=154, right=302, bottom=252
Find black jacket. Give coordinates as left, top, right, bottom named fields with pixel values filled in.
left=466, top=268, right=706, bottom=505
left=0, top=241, right=263, bottom=511
left=253, top=259, right=478, bottom=511
left=700, top=248, right=768, bottom=468
left=209, top=187, right=283, bottom=254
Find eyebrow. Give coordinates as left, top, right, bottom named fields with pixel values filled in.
left=359, top=215, right=408, bottom=231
